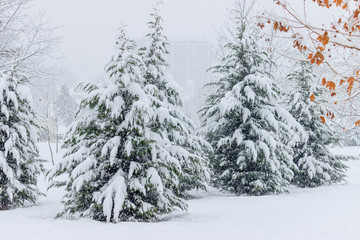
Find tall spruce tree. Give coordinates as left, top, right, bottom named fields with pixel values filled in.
left=139, top=6, right=210, bottom=197
left=287, top=62, right=347, bottom=187
left=200, top=7, right=304, bottom=195
left=0, top=65, right=42, bottom=210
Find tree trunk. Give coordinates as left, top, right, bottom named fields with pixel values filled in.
left=47, top=124, right=54, bottom=165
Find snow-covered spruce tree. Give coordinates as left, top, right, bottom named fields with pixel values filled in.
left=139, top=6, right=210, bottom=197
left=0, top=66, right=42, bottom=210
left=200, top=8, right=304, bottom=196
left=48, top=24, right=209, bottom=222
left=286, top=62, right=347, bottom=188
left=55, top=85, right=77, bottom=126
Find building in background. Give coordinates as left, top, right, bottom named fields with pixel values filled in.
left=136, top=38, right=215, bottom=123
left=168, top=39, right=213, bottom=88
left=168, top=39, right=214, bottom=123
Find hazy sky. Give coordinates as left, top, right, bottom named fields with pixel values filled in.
left=34, top=0, right=252, bottom=85
left=35, top=0, right=341, bottom=88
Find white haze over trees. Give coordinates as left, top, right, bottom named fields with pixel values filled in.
left=0, top=0, right=359, bottom=239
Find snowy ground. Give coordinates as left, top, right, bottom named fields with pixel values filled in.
left=1, top=143, right=360, bottom=240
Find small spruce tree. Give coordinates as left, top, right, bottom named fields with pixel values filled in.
left=287, top=62, right=347, bottom=187
left=55, top=85, right=77, bottom=126
left=0, top=65, right=42, bottom=210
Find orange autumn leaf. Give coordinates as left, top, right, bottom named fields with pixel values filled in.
left=320, top=116, right=326, bottom=123
left=316, top=46, right=325, bottom=52
left=314, top=0, right=331, bottom=8
left=356, top=120, right=360, bottom=127
left=347, top=76, right=355, bottom=95
left=326, top=111, right=335, bottom=119
left=354, top=9, right=360, bottom=19
left=324, top=0, right=331, bottom=8
left=317, top=31, right=329, bottom=46
left=340, top=79, right=345, bottom=85
left=333, top=0, right=342, bottom=7
left=315, top=53, right=324, bottom=65
left=293, top=40, right=307, bottom=52
left=331, top=92, right=336, bottom=96
left=308, top=51, right=324, bottom=65
left=273, top=21, right=289, bottom=32
left=325, top=81, right=336, bottom=91
left=322, top=77, right=327, bottom=85
left=309, top=93, right=315, bottom=102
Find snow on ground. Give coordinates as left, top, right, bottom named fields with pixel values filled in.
left=1, top=143, right=360, bottom=240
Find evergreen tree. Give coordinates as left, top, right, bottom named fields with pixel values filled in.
left=140, top=6, right=210, bottom=197
left=0, top=65, right=42, bottom=210
left=49, top=19, right=209, bottom=222
left=200, top=8, right=303, bottom=195
left=287, top=62, right=347, bottom=187
left=55, top=85, right=77, bottom=126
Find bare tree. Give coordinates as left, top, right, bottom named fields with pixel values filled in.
left=0, top=0, right=59, bottom=164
